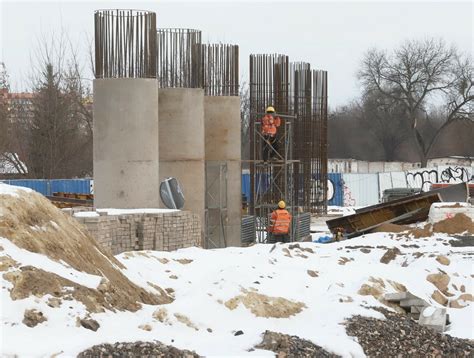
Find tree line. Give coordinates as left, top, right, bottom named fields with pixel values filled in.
left=0, top=35, right=92, bottom=178
left=1, top=36, right=472, bottom=179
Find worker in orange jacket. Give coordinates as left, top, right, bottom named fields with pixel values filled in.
left=261, top=106, right=281, bottom=161
left=268, top=200, right=292, bottom=243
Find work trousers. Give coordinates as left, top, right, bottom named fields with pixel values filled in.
left=267, top=233, right=290, bottom=244
left=262, top=135, right=278, bottom=161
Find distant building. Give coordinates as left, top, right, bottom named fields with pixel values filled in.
left=0, top=88, right=35, bottom=121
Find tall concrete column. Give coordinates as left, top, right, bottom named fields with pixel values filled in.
left=158, top=88, right=206, bottom=239
left=94, top=78, right=160, bottom=208
left=204, top=96, right=242, bottom=247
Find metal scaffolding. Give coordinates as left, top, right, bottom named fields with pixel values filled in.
left=248, top=53, right=328, bottom=243
left=205, top=161, right=228, bottom=248
left=94, top=9, right=157, bottom=79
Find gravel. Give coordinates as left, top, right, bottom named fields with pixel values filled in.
left=78, top=341, right=199, bottom=358
left=254, top=330, right=340, bottom=357
left=346, top=308, right=474, bottom=357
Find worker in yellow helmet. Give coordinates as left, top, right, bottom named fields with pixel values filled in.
left=267, top=200, right=292, bottom=243
left=261, top=106, right=281, bottom=161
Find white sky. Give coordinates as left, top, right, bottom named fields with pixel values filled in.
left=1, top=0, right=472, bottom=108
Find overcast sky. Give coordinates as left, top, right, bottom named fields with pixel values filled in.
left=1, top=0, right=472, bottom=107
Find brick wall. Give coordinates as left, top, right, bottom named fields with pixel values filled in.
left=69, top=209, right=201, bottom=255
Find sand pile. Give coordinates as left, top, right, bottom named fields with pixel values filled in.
left=432, top=213, right=474, bottom=235
left=0, top=185, right=171, bottom=313
left=224, top=289, right=306, bottom=318
left=373, top=213, right=474, bottom=237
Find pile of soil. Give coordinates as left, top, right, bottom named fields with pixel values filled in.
left=0, top=188, right=171, bottom=313
left=78, top=341, right=199, bottom=357
left=432, top=213, right=474, bottom=235
left=372, top=223, right=410, bottom=233
left=346, top=308, right=474, bottom=357
left=224, top=289, right=306, bottom=318
left=255, top=330, right=339, bottom=357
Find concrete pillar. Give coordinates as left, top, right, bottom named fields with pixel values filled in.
left=204, top=96, right=242, bottom=247
left=158, top=88, right=206, bottom=238
left=93, top=78, right=160, bottom=209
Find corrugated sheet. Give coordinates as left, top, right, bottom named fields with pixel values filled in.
left=242, top=173, right=250, bottom=202
left=1, top=179, right=92, bottom=196
left=293, top=212, right=311, bottom=241
left=342, top=173, right=379, bottom=207
left=241, top=215, right=256, bottom=244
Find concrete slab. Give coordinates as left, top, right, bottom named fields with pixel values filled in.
left=384, top=292, right=417, bottom=302
left=399, top=298, right=429, bottom=308
left=419, top=307, right=447, bottom=333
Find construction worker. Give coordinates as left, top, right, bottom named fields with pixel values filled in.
left=267, top=200, right=292, bottom=243
left=261, top=106, right=281, bottom=161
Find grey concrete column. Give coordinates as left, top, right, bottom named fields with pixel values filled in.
left=158, top=88, right=206, bottom=241
left=93, top=78, right=160, bottom=209
left=204, top=96, right=242, bottom=247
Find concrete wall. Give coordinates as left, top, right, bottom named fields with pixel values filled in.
left=204, top=96, right=241, bottom=247
left=158, top=88, right=205, bottom=239
left=94, top=79, right=160, bottom=209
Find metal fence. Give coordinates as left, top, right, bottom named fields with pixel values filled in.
left=94, top=9, right=157, bottom=78
left=1, top=179, right=93, bottom=196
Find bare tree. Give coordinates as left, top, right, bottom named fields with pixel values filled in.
left=359, top=38, right=473, bottom=166
left=358, top=90, right=411, bottom=161
left=26, top=32, right=93, bottom=178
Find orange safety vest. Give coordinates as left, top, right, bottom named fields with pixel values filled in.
left=270, top=209, right=292, bottom=234
left=261, top=114, right=281, bottom=137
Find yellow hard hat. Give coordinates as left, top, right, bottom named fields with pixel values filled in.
left=278, top=200, right=286, bottom=209
left=266, top=106, right=275, bottom=113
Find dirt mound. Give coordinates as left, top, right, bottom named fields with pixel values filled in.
left=225, top=289, right=306, bottom=318
left=432, top=213, right=474, bottom=235
left=373, top=223, right=410, bottom=233
left=0, top=187, right=171, bottom=312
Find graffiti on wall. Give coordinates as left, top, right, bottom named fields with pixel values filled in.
left=342, top=179, right=356, bottom=206
left=406, top=166, right=472, bottom=191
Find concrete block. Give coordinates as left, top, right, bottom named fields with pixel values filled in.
left=419, top=307, right=447, bottom=332
left=384, top=292, right=417, bottom=302
left=399, top=298, right=429, bottom=308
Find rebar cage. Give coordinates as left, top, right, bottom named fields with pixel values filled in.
left=94, top=9, right=157, bottom=79
left=201, top=44, right=239, bottom=96
left=156, top=28, right=203, bottom=88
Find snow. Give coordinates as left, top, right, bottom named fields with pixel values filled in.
left=1, top=230, right=473, bottom=356
left=96, top=208, right=179, bottom=215
left=422, top=306, right=436, bottom=317
left=0, top=238, right=102, bottom=289
left=74, top=211, right=100, bottom=218
left=0, top=182, right=32, bottom=197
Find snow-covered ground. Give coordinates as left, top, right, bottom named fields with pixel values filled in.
left=2, top=232, right=472, bottom=357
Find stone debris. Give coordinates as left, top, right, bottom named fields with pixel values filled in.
left=306, top=270, right=318, bottom=277
left=23, top=309, right=47, bottom=327
left=80, top=318, right=100, bottom=332
left=78, top=341, right=199, bottom=357
left=255, top=330, right=339, bottom=357
left=346, top=308, right=474, bottom=357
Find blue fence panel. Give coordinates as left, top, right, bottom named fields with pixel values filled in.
left=50, top=179, right=92, bottom=194
left=1, top=179, right=92, bottom=196
left=242, top=173, right=250, bottom=201
left=328, top=173, right=343, bottom=206
left=1, top=179, right=50, bottom=195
